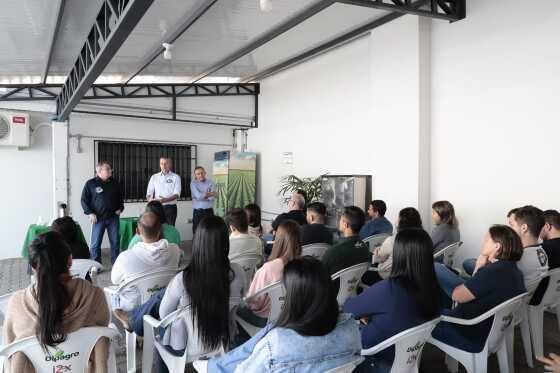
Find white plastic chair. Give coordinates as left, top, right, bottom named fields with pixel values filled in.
left=235, top=281, right=286, bottom=337
left=361, top=318, right=441, bottom=373
left=528, top=268, right=560, bottom=361
left=142, top=306, right=224, bottom=373
left=362, top=233, right=391, bottom=253
left=104, top=268, right=178, bottom=373
left=433, top=241, right=463, bottom=268
left=0, top=292, right=14, bottom=371
left=0, top=326, right=119, bottom=373
left=70, top=259, right=103, bottom=284
left=331, top=262, right=370, bottom=306
left=324, top=356, right=366, bottom=372
left=301, top=243, right=330, bottom=260
left=229, top=252, right=261, bottom=285
left=429, top=292, right=527, bottom=373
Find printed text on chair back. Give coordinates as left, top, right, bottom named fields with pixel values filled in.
left=332, top=263, right=369, bottom=306
left=485, top=293, right=526, bottom=353
left=392, top=320, right=440, bottom=373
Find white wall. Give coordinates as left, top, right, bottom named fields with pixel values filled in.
left=431, top=0, right=560, bottom=261
left=68, top=112, right=233, bottom=245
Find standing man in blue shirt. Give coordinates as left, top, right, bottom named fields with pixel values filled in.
left=146, top=157, right=182, bottom=226
left=359, top=200, right=393, bottom=240
left=81, top=161, right=124, bottom=265
left=190, top=166, right=216, bottom=233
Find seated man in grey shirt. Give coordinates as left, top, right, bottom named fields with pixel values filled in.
left=226, top=208, right=264, bottom=259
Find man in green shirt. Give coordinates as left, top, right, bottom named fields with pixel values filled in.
left=322, top=206, right=369, bottom=277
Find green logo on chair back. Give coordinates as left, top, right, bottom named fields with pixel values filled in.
left=45, top=349, right=80, bottom=362
left=148, top=284, right=164, bottom=293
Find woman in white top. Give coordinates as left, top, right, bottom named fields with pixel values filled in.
left=156, top=215, right=246, bottom=373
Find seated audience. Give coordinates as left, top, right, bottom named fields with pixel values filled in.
left=226, top=208, right=263, bottom=259
left=113, top=216, right=246, bottom=340
left=237, top=220, right=302, bottom=328
left=207, top=257, right=362, bottom=372
left=270, top=194, right=307, bottom=232
left=367, top=207, right=423, bottom=283
left=359, top=200, right=393, bottom=240
left=322, top=206, right=369, bottom=277
left=111, top=212, right=181, bottom=311
left=153, top=216, right=246, bottom=373
left=127, top=200, right=181, bottom=248
left=244, top=203, right=264, bottom=237
left=508, top=205, right=548, bottom=287
left=432, top=225, right=526, bottom=353
left=51, top=216, right=90, bottom=259
left=345, top=229, right=441, bottom=373
left=431, top=200, right=460, bottom=254
left=301, top=201, right=333, bottom=246
left=4, top=232, right=110, bottom=372
left=530, top=209, right=560, bottom=305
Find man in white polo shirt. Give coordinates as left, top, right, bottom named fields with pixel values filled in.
left=147, top=157, right=181, bottom=226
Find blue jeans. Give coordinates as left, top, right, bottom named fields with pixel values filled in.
left=463, top=258, right=476, bottom=276
left=91, top=215, right=120, bottom=264
left=434, top=263, right=466, bottom=298
left=126, top=288, right=166, bottom=336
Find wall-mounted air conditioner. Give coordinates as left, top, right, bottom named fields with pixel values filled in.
left=0, top=111, right=30, bottom=147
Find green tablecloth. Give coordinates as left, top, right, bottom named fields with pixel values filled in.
left=21, top=224, right=87, bottom=258
left=119, top=217, right=139, bottom=251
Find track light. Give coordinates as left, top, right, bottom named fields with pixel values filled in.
left=259, top=0, right=272, bottom=12
left=162, top=43, right=173, bottom=60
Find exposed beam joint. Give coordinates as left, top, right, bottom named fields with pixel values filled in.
left=336, top=0, right=465, bottom=21
left=55, top=0, right=155, bottom=120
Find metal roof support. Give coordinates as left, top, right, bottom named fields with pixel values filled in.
left=42, top=0, right=66, bottom=84
left=55, top=0, right=155, bottom=120
left=189, top=0, right=336, bottom=83
left=336, top=0, right=465, bottom=22
left=121, top=0, right=219, bottom=84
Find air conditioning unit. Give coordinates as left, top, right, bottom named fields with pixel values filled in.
left=0, top=111, right=30, bottom=147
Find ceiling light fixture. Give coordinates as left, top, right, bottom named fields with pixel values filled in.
left=162, top=43, right=173, bottom=60
left=259, top=0, right=272, bottom=12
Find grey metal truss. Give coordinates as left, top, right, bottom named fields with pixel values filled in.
left=336, top=0, right=465, bottom=22
left=42, top=0, right=66, bottom=84
left=55, top=0, right=155, bottom=121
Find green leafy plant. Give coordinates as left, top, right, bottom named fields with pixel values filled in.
left=278, top=174, right=325, bottom=205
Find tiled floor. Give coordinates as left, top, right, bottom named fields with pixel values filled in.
left=3, top=249, right=559, bottom=372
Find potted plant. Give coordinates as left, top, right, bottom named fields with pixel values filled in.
left=277, top=174, right=325, bottom=205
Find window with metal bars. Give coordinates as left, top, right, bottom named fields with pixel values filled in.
left=95, top=140, right=196, bottom=202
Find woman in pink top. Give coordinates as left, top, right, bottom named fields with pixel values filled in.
left=237, top=220, right=302, bottom=329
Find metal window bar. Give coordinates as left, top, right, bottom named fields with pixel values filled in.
left=96, top=140, right=196, bottom=202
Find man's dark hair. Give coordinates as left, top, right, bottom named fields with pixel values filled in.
left=514, top=205, right=545, bottom=238
left=138, top=212, right=162, bottom=241
left=307, top=202, right=326, bottom=216
left=369, top=200, right=387, bottom=217
left=51, top=217, right=79, bottom=243
left=342, top=206, right=366, bottom=234
left=96, top=160, right=112, bottom=169
left=194, top=166, right=205, bottom=172
left=225, top=208, right=249, bottom=233
left=507, top=207, right=519, bottom=218
left=146, top=200, right=167, bottom=225
left=543, top=210, right=560, bottom=230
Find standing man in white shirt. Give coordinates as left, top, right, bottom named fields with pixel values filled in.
left=146, top=157, right=181, bottom=226
left=190, top=166, right=216, bottom=234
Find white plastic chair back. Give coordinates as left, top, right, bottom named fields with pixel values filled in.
left=0, top=327, right=119, bottom=373
left=230, top=253, right=261, bottom=285
left=362, top=318, right=441, bottom=373
left=247, top=281, right=286, bottom=322
left=485, top=293, right=525, bottom=353
left=433, top=241, right=463, bottom=267
left=539, top=268, right=560, bottom=307
left=324, top=356, right=365, bottom=372
left=331, top=262, right=369, bottom=306
left=0, top=292, right=14, bottom=370
left=142, top=306, right=224, bottom=373
left=363, top=233, right=390, bottom=252
left=301, top=243, right=330, bottom=259
left=70, top=259, right=103, bottom=282
left=117, top=268, right=178, bottom=304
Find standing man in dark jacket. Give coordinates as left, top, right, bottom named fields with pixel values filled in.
left=81, top=161, right=124, bottom=265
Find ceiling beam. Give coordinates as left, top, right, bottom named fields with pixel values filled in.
left=55, top=0, right=155, bottom=121
left=121, top=0, right=219, bottom=84
left=189, top=0, right=336, bottom=83
left=42, top=0, right=66, bottom=84
left=336, top=0, right=465, bottom=22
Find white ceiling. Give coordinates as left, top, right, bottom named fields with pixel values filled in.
left=0, top=0, right=390, bottom=84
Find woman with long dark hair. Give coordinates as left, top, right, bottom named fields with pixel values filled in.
left=4, top=231, right=110, bottom=372
left=205, top=257, right=362, bottom=372
left=345, top=228, right=441, bottom=373
left=431, top=200, right=460, bottom=253
left=156, top=215, right=246, bottom=372
left=236, top=220, right=302, bottom=328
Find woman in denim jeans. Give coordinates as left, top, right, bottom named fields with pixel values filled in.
left=204, top=256, right=362, bottom=372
